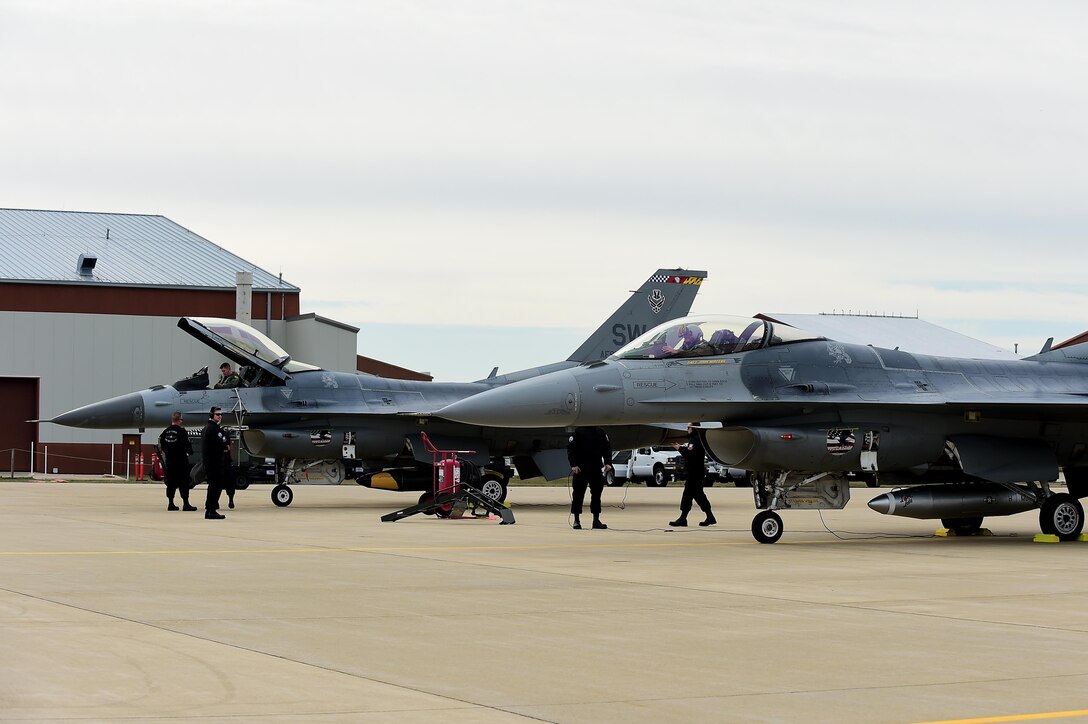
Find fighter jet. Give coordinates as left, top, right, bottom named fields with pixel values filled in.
left=49, top=269, right=706, bottom=508
left=438, top=314, right=1088, bottom=542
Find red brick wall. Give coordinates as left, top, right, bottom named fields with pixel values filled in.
left=0, top=283, right=299, bottom=319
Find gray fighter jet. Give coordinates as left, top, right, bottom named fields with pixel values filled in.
left=438, top=314, right=1088, bottom=542
left=49, top=269, right=706, bottom=508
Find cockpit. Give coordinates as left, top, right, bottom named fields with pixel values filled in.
left=612, top=315, right=825, bottom=361
left=173, top=317, right=321, bottom=391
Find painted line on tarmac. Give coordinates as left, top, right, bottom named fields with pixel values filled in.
left=0, top=540, right=764, bottom=556
left=913, top=708, right=1088, bottom=723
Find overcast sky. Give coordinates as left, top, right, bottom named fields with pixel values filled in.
left=3, top=1, right=1087, bottom=380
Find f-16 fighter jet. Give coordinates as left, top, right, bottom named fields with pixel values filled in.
left=49, top=269, right=706, bottom=508
left=438, top=314, right=1088, bottom=543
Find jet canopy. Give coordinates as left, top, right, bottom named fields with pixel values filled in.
left=174, top=317, right=321, bottom=390
left=613, top=315, right=824, bottom=360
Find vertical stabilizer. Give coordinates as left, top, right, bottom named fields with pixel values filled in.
left=567, top=268, right=707, bottom=363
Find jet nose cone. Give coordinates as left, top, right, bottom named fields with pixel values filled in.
left=50, top=391, right=147, bottom=429
left=867, top=492, right=893, bottom=515
left=440, top=370, right=581, bottom=428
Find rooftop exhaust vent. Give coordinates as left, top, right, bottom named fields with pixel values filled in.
left=77, top=254, right=97, bottom=275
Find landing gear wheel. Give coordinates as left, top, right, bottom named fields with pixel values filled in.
left=752, top=510, right=783, bottom=544
left=271, top=484, right=293, bottom=507
left=941, top=517, right=983, bottom=536
left=1039, top=493, right=1084, bottom=541
left=418, top=491, right=436, bottom=515
left=478, top=476, right=508, bottom=503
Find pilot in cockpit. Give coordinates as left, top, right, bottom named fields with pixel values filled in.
left=673, top=323, right=703, bottom=351
left=213, top=362, right=242, bottom=389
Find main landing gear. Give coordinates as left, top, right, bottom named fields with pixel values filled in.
left=1039, top=492, right=1085, bottom=541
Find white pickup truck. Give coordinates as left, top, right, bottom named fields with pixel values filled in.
left=606, top=447, right=681, bottom=487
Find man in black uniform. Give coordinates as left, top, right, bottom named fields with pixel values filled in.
left=158, top=411, right=196, bottom=511
left=567, top=426, right=613, bottom=530
left=670, top=424, right=716, bottom=527
left=202, top=406, right=231, bottom=520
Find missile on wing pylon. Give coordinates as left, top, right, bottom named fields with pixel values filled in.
left=867, top=484, right=1039, bottom=520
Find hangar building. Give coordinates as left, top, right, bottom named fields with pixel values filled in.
left=0, top=208, right=425, bottom=476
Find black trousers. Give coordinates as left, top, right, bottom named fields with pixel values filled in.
left=571, top=473, right=605, bottom=516
left=165, top=464, right=191, bottom=503
left=205, top=468, right=226, bottom=512
left=679, top=473, right=712, bottom=515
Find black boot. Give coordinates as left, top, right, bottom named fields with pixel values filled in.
left=205, top=511, right=225, bottom=520
left=592, top=518, right=607, bottom=530
left=167, top=501, right=179, bottom=511
left=182, top=502, right=197, bottom=512
left=572, top=516, right=582, bottom=530
left=699, top=513, right=717, bottom=527
left=669, top=517, right=688, bottom=527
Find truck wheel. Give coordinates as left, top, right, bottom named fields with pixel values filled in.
left=606, top=470, right=622, bottom=487
left=649, top=465, right=668, bottom=487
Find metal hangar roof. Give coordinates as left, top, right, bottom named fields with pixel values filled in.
left=0, top=208, right=298, bottom=292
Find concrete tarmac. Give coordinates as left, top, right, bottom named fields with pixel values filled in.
left=2, top=481, right=1088, bottom=723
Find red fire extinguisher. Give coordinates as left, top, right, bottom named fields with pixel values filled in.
left=150, top=451, right=165, bottom=482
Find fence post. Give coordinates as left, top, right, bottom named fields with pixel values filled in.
left=44, top=446, right=49, bottom=476
left=30, top=442, right=34, bottom=475
left=126, top=449, right=131, bottom=481
left=110, top=443, right=115, bottom=477
left=9, top=449, right=13, bottom=479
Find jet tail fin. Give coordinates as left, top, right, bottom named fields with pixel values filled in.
left=566, top=268, right=707, bottom=364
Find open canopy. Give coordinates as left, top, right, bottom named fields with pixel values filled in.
left=178, top=317, right=320, bottom=388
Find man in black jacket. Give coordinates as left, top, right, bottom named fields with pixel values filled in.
left=158, top=411, right=196, bottom=511
left=201, top=406, right=231, bottom=520
left=670, top=424, right=716, bottom=527
left=567, top=426, right=613, bottom=530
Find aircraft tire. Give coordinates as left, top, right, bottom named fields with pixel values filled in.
left=1039, top=493, right=1084, bottom=541
left=271, top=484, right=293, bottom=507
left=477, top=476, right=508, bottom=503
left=941, top=517, right=983, bottom=536
left=752, top=510, right=783, bottom=544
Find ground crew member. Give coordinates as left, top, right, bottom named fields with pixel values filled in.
left=158, top=411, right=196, bottom=511
left=670, top=424, right=716, bottom=527
left=201, top=406, right=231, bottom=519
left=567, top=426, right=612, bottom=530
